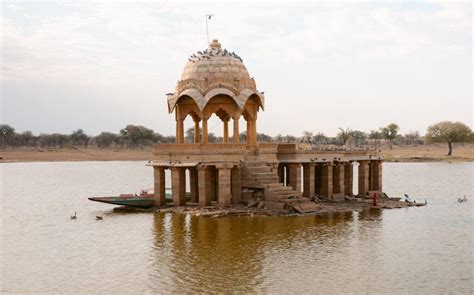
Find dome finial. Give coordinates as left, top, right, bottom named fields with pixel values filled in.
left=209, top=39, right=221, bottom=49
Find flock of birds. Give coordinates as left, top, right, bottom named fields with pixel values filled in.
left=187, top=47, right=243, bottom=63
left=70, top=212, right=103, bottom=220
left=403, top=194, right=469, bottom=204
left=458, top=196, right=468, bottom=203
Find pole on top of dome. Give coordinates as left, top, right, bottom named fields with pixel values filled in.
left=205, top=14, right=214, bottom=45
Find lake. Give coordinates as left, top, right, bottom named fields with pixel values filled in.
left=1, top=162, right=472, bottom=293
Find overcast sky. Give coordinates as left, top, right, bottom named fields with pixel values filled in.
left=1, top=1, right=472, bottom=137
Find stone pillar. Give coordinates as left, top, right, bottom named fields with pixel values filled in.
left=314, top=164, right=322, bottom=195
left=194, top=120, right=200, bottom=143
left=370, top=161, right=383, bottom=191
left=223, top=120, right=229, bottom=143
left=277, top=164, right=284, bottom=183
left=231, top=166, right=241, bottom=204
left=153, top=166, right=166, bottom=206
left=358, top=160, right=370, bottom=196
left=303, top=163, right=315, bottom=198
left=344, top=163, right=354, bottom=196
left=233, top=117, right=239, bottom=144
left=332, top=163, right=345, bottom=195
left=321, top=163, right=333, bottom=198
left=198, top=166, right=211, bottom=206
left=171, top=167, right=186, bottom=206
left=202, top=118, right=208, bottom=144
left=176, top=119, right=184, bottom=144
left=288, top=163, right=302, bottom=194
left=285, top=165, right=290, bottom=186
left=217, top=166, right=232, bottom=206
left=246, top=119, right=257, bottom=146
left=189, top=168, right=198, bottom=203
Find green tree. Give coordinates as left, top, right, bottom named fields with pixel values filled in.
left=20, top=131, right=34, bottom=147
left=348, top=130, right=367, bottom=147
left=0, top=124, right=15, bottom=148
left=337, top=127, right=351, bottom=145
left=380, top=123, right=400, bottom=149
left=71, top=129, right=89, bottom=147
left=185, top=127, right=197, bottom=143
left=368, top=130, right=382, bottom=147
left=257, top=132, right=272, bottom=142
left=95, top=132, right=118, bottom=148
left=312, top=132, right=328, bottom=144
left=119, top=125, right=154, bottom=148
left=425, top=121, right=472, bottom=156
left=301, top=131, right=313, bottom=143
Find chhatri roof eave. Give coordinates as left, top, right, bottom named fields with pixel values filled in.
left=168, top=87, right=265, bottom=113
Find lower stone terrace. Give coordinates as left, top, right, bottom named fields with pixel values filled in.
left=149, top=143, right=383, bottom=207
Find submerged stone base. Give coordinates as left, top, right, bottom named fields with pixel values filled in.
left=148, top=195, right=424, bottom=218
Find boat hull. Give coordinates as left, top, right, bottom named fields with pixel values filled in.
left=88, top=194, right=155, bottom=208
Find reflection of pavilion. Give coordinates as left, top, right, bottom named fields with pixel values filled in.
left=150, top=40, right=383, bottom=208
left=150, top=212, right=355, bottom=292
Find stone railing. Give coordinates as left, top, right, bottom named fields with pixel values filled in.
left=154, top=143, right=247, bottom=150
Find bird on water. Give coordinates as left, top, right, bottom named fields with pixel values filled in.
left=70, top=212, right=77, bottom=219
left=96, top=215, right=103, bottom=220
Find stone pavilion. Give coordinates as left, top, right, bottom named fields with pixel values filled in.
left=150, top=39, right=382, bottom=210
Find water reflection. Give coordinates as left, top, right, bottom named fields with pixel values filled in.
left=149, top=212, right=354, bottom=292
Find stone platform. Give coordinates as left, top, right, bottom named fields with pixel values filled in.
left=149, top=143, right=383, bottom=210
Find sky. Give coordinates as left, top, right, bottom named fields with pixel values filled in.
left=1, top=1, right=472, bottom=137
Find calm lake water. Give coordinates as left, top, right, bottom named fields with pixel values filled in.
left=1, top=162, right=473, bottom=293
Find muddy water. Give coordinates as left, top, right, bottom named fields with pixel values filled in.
left=1, top=162, right=472, bottom=293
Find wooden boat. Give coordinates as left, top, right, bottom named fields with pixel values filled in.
left=88, top=189, right=191, bottom=208
left=89, top=194, right=155, bottom=208
left=89, top=189, right=167, bottom=208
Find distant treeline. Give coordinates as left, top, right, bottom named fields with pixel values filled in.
left=0, top=122, right=472, bottom=155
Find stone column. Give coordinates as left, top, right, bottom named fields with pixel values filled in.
left=246, top=119, right=257, bottom=146
left=277, top=164, right=284, bottom=183
left=370, top=161, right=383, bottom=192
left=314, top=164, right=321, bottom=195
left=231, top=166, right=241, bottom=204
left=202, top=118, right=208, bottom=144
left=171, top=167, right=186, bottom=206
left=358, top=160, right=370, bottom=196
left=176, top=119, right=184, bottom=144
left=217, top=166, right=232, bottom=206
left=189, top=168, right=199, bottom=203
left=303, top=163, right=315, bottom=198
left=194, top=120, right=200, bottom=143
left=332, top=163, right=345, bottom=195
left=153, top=166, right=166, bottom=206
left=344, top=163, right=354, bottom=196
left=198, top=166, right=212, bottom=206
left=285, top=165, right=290, bottom=186
left=223, top=120, right=229, bottom=143
left=233, top=117, right=239, bottom=143
left=320, top=163, right=333, bottom=198
left=288, top=163, right=302, bottom=194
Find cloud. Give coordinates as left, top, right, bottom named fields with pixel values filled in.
left=1, top=2, right=472, bottom=135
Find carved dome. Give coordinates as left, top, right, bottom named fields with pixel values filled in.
left=167, top=39, right=265, bottom=113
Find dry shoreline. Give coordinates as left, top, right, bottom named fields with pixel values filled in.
left=1, top=145, right=473, bottom=163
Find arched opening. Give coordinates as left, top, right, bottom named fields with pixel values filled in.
left=174, top=96, right=201, bottom=144
left=202, top=94, right=239, bottom=144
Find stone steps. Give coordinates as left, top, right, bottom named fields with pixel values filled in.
left=243, top=161, right=304, bottom=207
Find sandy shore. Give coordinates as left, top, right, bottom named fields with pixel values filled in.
left=0, top=144, right=472, bottom=163
left=381, top=144, right=473, bottom=162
